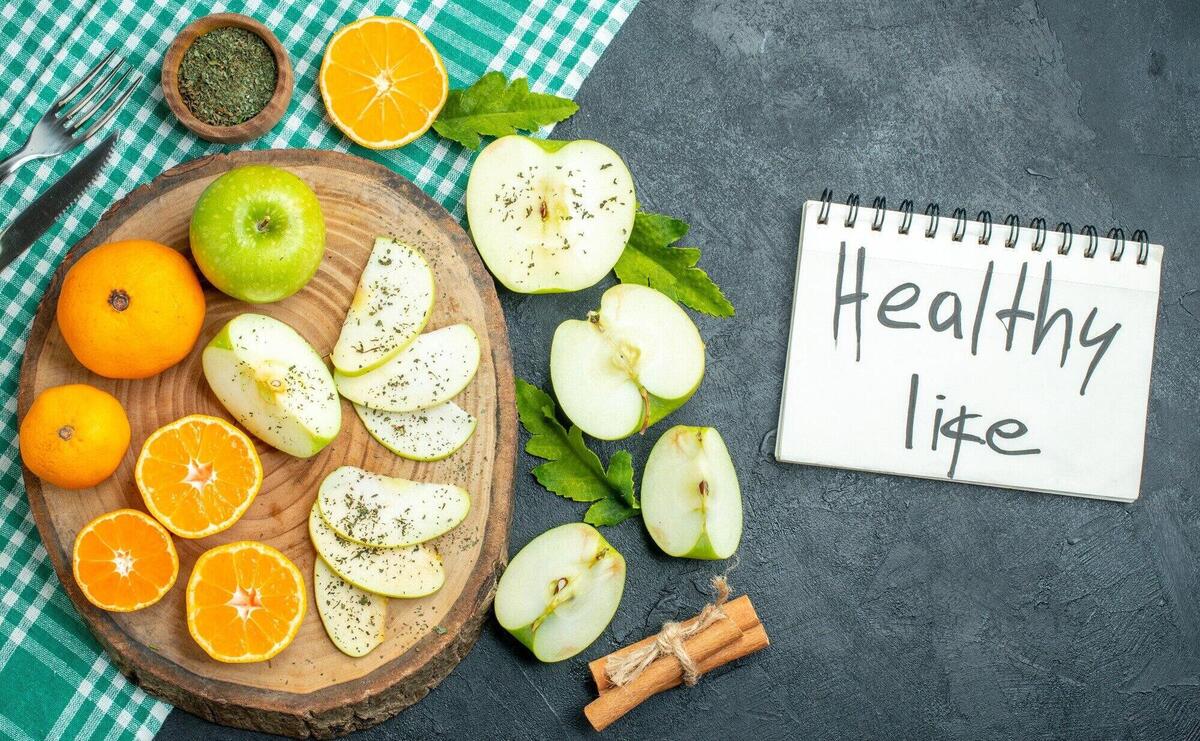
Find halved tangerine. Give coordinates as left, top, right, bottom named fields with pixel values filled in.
left=73, top=509, right=179, bottom=612
left=135, top=415, right=262, bottom=539
left=319, top=16, right=449, bottom=149
left=186, top=541, right=306, bottom=663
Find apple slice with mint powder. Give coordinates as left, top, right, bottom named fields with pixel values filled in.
left=308, top=505, right=445, bottom=598
left=354, top=401, right=477, bottom=461
left=314, top=557, right=386, bottom=658
left=551, top=283, right=705, bottom=440
left=202, top=313, right=341, bottom=458
left=465, top=135, right=636, bottom=293
left=317, top=465, right=470, bottom=548
left=495, top=522, right=626, bottom=663
left=335, top=324, right=480, bottom=412
left=641, top=425, right=742, bottom=559
left=332, top=236, right=435, bottom=376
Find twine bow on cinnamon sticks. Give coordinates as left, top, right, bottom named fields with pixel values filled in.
left=583, top=576, right=770, bottom=732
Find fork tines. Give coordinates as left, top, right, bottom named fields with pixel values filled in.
left=54, top=50, right=142, bottom=141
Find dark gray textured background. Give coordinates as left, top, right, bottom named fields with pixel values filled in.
left=166, top=0, right=1200, bottom=738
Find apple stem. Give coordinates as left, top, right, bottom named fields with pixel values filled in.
left=256, top=215, right=271, bottom=232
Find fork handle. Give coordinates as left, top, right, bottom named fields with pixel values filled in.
left=0, top=147, right=43, bottom=186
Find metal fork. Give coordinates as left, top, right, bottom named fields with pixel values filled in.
left=0, top=50, right=142, bottom=185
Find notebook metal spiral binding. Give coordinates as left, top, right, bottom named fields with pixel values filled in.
left=815, top=189, right=1150, bottom=265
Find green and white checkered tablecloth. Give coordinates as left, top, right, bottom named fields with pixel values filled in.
left=0, top=1, right=636, bottom=738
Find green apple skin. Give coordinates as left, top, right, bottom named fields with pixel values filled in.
left=190, top=165, right=326, bottom=303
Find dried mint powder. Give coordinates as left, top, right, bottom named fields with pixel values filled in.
left=178, top=27, right=277, bottom=127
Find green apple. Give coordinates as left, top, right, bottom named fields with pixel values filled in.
left=201, top=313, right=341, bottom=458
left=354, top=401, right=477, bottom=461
left=317, top=465, right=470, bottom=548
left=550, top=284, right=704, bottom=440
left=332, top=237, right=435, bottom=376
left=190, top=165, right=326, bottom=303
left=642, top=425, right=742, bottom=560
left=335, top=324, right=480, bottom=412
left=308, top=504, right=444, bottom=598
left=465, top=135, right=636, bottom=293
left=314, top=557, right=386, bottom=658
left=494, top=523, right=625, bottom=663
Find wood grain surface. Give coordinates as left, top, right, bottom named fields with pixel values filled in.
left=17, top=149, right=515, bottom=738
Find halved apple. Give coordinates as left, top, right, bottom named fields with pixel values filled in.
left=317, top=465, right=470, bottom=548
left=641, top=425, right=742, bottom=560
left=465, top=135, right=636, bottom=293
left=550, top=284, right=704, bottom=440
left=354, top=401, right=477, bottom=461
left=494, top=522, right=625, bottom=663
left=334, top=324, right=480, bottom=412
left=314, top=557, right=386, bottom=657
left=202, top=313, right=341, bottom=458
left=332, top=237, right=435, bottom=376
left=308, top=505, right=445, bottom=598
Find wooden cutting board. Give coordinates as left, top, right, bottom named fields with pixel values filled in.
left=17, top=149, right=515, bottom=738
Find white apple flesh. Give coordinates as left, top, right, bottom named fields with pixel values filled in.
left=308, top=505, right=445, bottom=598
left=201, top=313, right=341, bottom=458
left=494, top=523, right=626, bottom=663
left=314, top=557, right=386, bottom=658
left=465, top=136, right=636, bottom=293
left=354, top=401, right=477, bottom=461
left=551, top=284, right=704, bottom=440
left=335, top=324, right=480, bottom=412
left=641, top=425, right=742, bottom=560
left=332, top=237, right=435, bottom=376
left=317, top=465, right=470, bottom=548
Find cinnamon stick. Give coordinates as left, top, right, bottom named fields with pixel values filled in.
left=583, top=615, right=742, bottom=732
left=589, top=595, right=761, bottom=692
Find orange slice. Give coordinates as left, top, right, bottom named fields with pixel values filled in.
left=319, top=16, right=449, bottom=149
left=186, top=541, right=306, bottom=663
left=73, top=509, right=179, bottom=612
left=135, top=415, right=262, bottom=539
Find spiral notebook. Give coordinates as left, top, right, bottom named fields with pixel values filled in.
left=776, top=193, right=1163, bottom=502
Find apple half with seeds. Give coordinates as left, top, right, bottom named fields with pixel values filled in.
left=332, top=236, right=435, bottom=376
left=202, top=313, right=341, bottom=458
left=465, top=135, right=636, bottom=293
left=354, top=401, right=477, bottom=461
left=308, top=504, right=444, bottom=598
left=335, top=324, right=480, bottom=412
left=317, top=465, right=470, bottom=548
left=314, top=557, right=386, bottom=658
left=551, top=283, right=704, bottom=440
left=494, top=522, right=626, bottom=663
left=641, top=425, right=742, bottom=560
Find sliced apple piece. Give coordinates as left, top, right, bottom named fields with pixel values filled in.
left=332, top=237, right=435, bottom=376
left=317, top=465, right=470, bottom=548
left=202, top=313, right=341, bottom=458
left=550, top=284, right=704, bottom=440
left=308, top=505, right=444, bottom=598
left=494, top=522, right=625, bottom=663
left=314, top=557, right=386, bottom=657
left=354, top=401, right=477, bottom=461
left=642, top=425, right=742, bottom=560
left=465, top=135, right=636, bottom=293
left=334, top=324, right=480, bottom=412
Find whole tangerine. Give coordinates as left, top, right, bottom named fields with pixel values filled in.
left=20, top=384, right=131, bottom=489
left=56, top=239, right=206, bottom=379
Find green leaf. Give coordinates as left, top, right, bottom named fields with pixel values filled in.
left=614, top=211, right=735, bottom=317
left=432, top=71, right=579, bottom=149
left=515, top=379, right=640, bottom=524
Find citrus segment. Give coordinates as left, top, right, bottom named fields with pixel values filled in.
left=319, top=16, right=448, bottom=149
left=135, top=415, right=262, bottom=539
left=72, top=509, right=178, bottom=612
left=186, top=541, right=306, bottom=663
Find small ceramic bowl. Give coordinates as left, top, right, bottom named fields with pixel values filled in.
left=161, top=13, right=293, bottom=144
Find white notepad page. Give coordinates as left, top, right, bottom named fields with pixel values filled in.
left=776, top=200, right=1163, bottom=502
